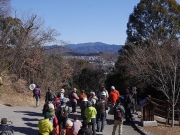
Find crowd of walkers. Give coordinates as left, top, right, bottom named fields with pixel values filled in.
left=36, top=85, right=135, bottom=135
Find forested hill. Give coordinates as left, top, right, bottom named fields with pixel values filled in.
left=46, top=42, right=123, bottom=54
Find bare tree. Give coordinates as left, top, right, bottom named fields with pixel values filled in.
left=117, top=39, right=180, bottom=126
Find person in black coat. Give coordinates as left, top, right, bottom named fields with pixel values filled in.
left=78, top=120, right=92, bottom=135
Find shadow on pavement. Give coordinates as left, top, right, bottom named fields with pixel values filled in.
left=12, top=126, right=39, bottom=135
left=25, top=122, right=38, bottom=128
left=14, top=111, right=43, bottom=117
left=22, top=117, right=39, bottom=122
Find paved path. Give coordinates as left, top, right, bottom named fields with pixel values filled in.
left=0, top=104, right=143, bottom=135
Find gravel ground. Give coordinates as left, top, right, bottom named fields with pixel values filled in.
left=0, top=104, right=143, bottom=135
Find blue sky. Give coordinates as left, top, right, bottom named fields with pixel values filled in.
left=11, top=0, right=180, bottom=45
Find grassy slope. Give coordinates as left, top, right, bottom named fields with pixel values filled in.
left=0, top=73, right=44, bottom=107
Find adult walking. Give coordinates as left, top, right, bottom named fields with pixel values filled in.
left=109, top=86, right=120, bottom=114
left=69, top=88, right=79, bottom=113
left=95, top=92, right=108, bottom=132
left=45, top=87, right=56, bottom=102
left=85, top=101, right=97, bottom=135
left=33, top=85, right=41, bottom=107
left=124, top=88, right=133, bottom=122
left=112, top=99, right=125, bottom=135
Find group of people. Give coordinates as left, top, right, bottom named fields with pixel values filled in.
left=36, top=85, right=134, bottom=135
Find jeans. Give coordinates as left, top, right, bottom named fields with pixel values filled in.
left=35, top=96, right=40, bottom=107
left=88, top=118, right=96, bottom=135
left=112, top=120, right=123, bottom=135
left=96, top=112, right=105, bottom=131
left=71, top=101, right=77, bottom=112
left=109, top=103, right=115, bottom=114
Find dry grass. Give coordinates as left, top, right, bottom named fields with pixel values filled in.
left=0, top=72, right=44, bottom=107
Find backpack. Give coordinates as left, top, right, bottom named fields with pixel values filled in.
left=58, top=106, right=68, bottom=119
left=115, top=107, right=123, bottom=120
left=33, top=88, right=40, bottom=95
left=69, top=91, right=75, bottom=101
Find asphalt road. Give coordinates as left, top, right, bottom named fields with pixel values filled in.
left=0, top=104, right=143, bottom=135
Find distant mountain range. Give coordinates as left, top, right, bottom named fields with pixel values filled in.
left=46, top=42, right=123, bottom=54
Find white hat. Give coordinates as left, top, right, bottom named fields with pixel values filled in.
left=66, top=119, right=73, bottom=127
left=48, top=103, right=54, bottom=110
left=111, top=86, right=115, bottom=90
left=73, top=88, right=77, bottom=91
left=82, top=97, right=88, bottom=101
left=60, top=89, right=65, bottom=93
left=90, top=92, right=95, bottom=96
left=101, top=92, right=106, bottom=96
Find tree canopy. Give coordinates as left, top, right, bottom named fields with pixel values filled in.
left=126, top=0, right=180, bottom=45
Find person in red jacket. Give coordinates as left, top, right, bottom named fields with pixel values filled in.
left=109, top=86, right=120, bottom=114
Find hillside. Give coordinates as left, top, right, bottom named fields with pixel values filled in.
left=46, top=42, right=123, bottom=54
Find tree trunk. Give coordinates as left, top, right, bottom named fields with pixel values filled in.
left=172, top=104, right=175, bottom=127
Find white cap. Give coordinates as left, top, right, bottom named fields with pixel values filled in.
left=111, top=86, right=115, bottom=90
left=60, top=89, right=65, bottom=93
left=48, top=103, right=54, bottom=110
left=101, top=92, right=106, bottom=96
left=73, top=88, right=77, bottom=91
left=82, top=97, right=88, bottom=101
left=66, top=119, right=73, bottom=126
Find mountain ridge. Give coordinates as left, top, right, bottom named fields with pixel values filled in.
left=46, top=42, right=123, bottom=54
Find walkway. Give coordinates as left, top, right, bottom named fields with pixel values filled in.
left=0, top=104, right=143, bottom=135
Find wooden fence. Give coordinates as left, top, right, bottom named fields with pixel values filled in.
left=146, top=95, right=180, bottom=126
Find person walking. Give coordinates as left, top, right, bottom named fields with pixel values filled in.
left=124, top=88, right=133, bottom=122
left=45, top=87, right=56, bottom=102
left=69, top=88, right=79, bottom=113
left=38, top=112, right=53, bottom=135
left=33, top=85, right=41, bottom=107
left=85, top=101, right=97, bottom=135
left=109, top=86, right=120, bottom=114
left=0, top=118, right=13, bottom=135
left=95, top=92, right=108, bottom=132
left=112, top=99, right=125, bottom=135
left=77, top=120, right=92, bottom=135
left=80, top=97, right=88, bottom=119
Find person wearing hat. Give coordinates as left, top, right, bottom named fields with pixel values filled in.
left=80, top=97, right=88, bottom=119
left=77, top=120, right=92, bottom=135
left=60, top=119, right=76, bottom=135
left=88, top=92, right=98, bottom=107
left=85, top=101, right=97, bottom=135
left=45, top=87, right=56, bottom=102
left=49, top=108, right=59, bottom=135
left=109, top=86, right=120, bottom=114
left=56, top=98, right=69, bottom=131
left=69, top=88, right=79, bottom=113
left=38, top=112, right=53, bottom=135
left=0, top=118, right=13, bottom=135
left=95, top=92, right=108, bottom=132
left=112, top=98, right=125, bottom=135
